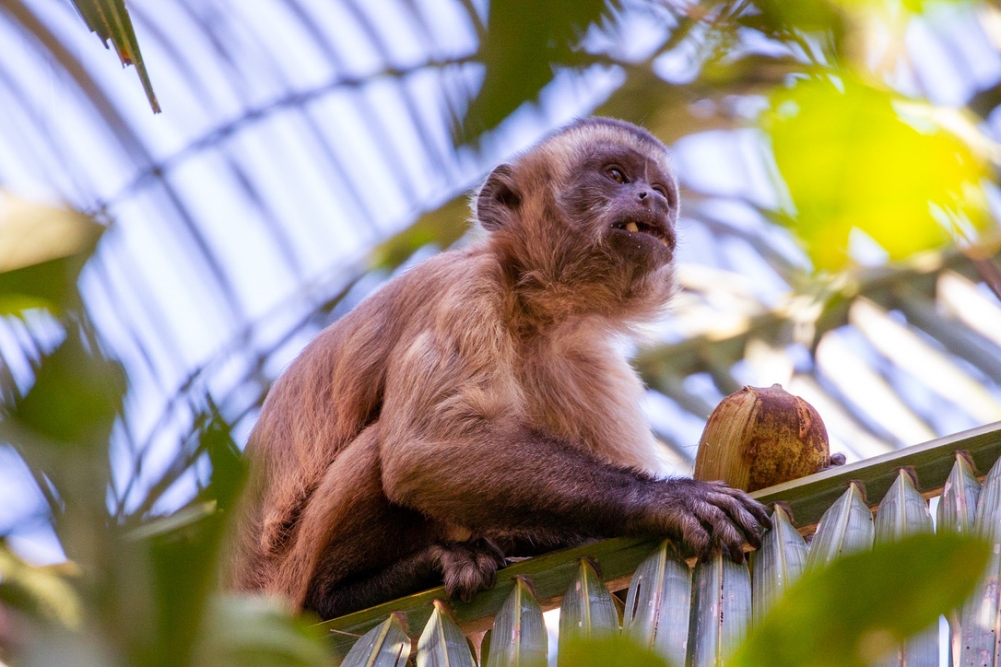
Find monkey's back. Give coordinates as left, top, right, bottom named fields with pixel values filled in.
left=228, top=244, right=504, bottom=589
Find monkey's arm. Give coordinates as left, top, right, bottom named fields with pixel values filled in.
left=380, top=333, right=770, bottom=563
left=385, top=424, right=766, bottom=562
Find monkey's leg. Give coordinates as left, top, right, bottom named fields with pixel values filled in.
left=384, top=426, right=772, bottom=564
left=268, top=424, right=391, bottom=606
left=306, top=537, right=506, bottom=619
left=269, top=423, right=505, bottom=614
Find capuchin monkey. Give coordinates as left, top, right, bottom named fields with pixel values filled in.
left=226, top=117, right=771, bottom=620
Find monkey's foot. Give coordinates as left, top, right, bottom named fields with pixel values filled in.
left=429, top=538, right=507, bottom=603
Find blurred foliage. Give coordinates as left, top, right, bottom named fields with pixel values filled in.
left=0, top=201, right=330, bottom=665
left=558, top=634, right=672, bottom=667
left=766, top=75, right=991, bottom=270
left=0, top=194, right=102, bottom=315
left=456, top=0, right=613, bottom=143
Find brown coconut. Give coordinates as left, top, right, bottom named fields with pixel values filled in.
left=694, top=384, right=832, bottom=492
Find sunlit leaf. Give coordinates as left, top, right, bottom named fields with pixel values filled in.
left=688, top=552, right=751, bottom=667
left=831, top=0, right=971, bottom=13
left=0, top=194, right=102, bottom=273
left=729, top=533, right=989, bottom=667
left=485, top=577, right=547, bottom=667
left=752, top=504, right=807, bottom=626
left=622, top=540, right=691, bottom=665
left=71, top=0, right=159, bottom=112
left=559, top=558, right=619, bottom=654
left=764, top=75, right=991, bottom=270
left=805, top=482, right=873, bottom=570
left=0, top=194, right=103, bottom=315
left=416, top=600, right=476, bottom=667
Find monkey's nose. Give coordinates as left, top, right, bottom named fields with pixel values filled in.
left=637, top=190, right=650, bottom=203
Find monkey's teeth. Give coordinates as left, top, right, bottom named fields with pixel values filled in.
left=625, top=221, right=639, bottom=233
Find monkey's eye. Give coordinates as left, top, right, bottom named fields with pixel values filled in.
left=606, top=167, right=626, bottom=184
left=652, top=184, right=667, bottom=198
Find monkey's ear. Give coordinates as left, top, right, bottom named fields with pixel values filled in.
left=476, top=164, right=521, bottom=230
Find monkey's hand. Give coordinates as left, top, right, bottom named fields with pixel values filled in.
left=427, top=538, right=507, bottom=603
left=647, top=479, right=771, bottom=564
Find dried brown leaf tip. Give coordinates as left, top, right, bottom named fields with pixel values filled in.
left=695, top=384, right=833, bottom=492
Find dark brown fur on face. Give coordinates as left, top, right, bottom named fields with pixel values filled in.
left=225, top=117, right=770, bottom=619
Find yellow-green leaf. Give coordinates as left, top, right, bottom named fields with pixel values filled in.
left=764, top=75, right=990, bottom=270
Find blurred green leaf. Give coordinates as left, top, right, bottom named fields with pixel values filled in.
left=198, top=403, right=247, bottom=512
left=0, top=542, right=82, bottom=630
left=120, top=407, right=245, bottom=667
left=729, top=533, right=989, bottom=667
left=0, top=258, right=82, bottom=316
left=738, top=0, right=845, bottom=44
left=0, top=194, right=103, bottom=315
left=194, top=595, right=334, bottom=667
left=369, top=196, right=472, bottom=271
left=764, top=75, right=991, bottom=271
left=832, top=0, right=971, bottom=13
left=458, top=0, right=611, bottom=143
left=122, top=503, right=224, bottom=667
left=11, top=328, right=125, bottom=448
left=558, top=634, right=672, bottom=667
left=71, top=0, right=159, bottom=112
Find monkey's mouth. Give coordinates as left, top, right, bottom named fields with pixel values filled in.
left=611, top=218, right=673, bottom=248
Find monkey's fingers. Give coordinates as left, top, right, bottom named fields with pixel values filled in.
left=693, top=500, right=748, bottom=564
left=675, top=511, right=714, bottom=561
left=702, top=491, right=766, bottom=550
left=704, top=482, right=772, bottom=532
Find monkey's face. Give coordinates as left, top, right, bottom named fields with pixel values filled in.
left=562, top=144, right=678, bottom=275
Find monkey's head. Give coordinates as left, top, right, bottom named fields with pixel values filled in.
left=477, top=118, right=678, bottom=320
